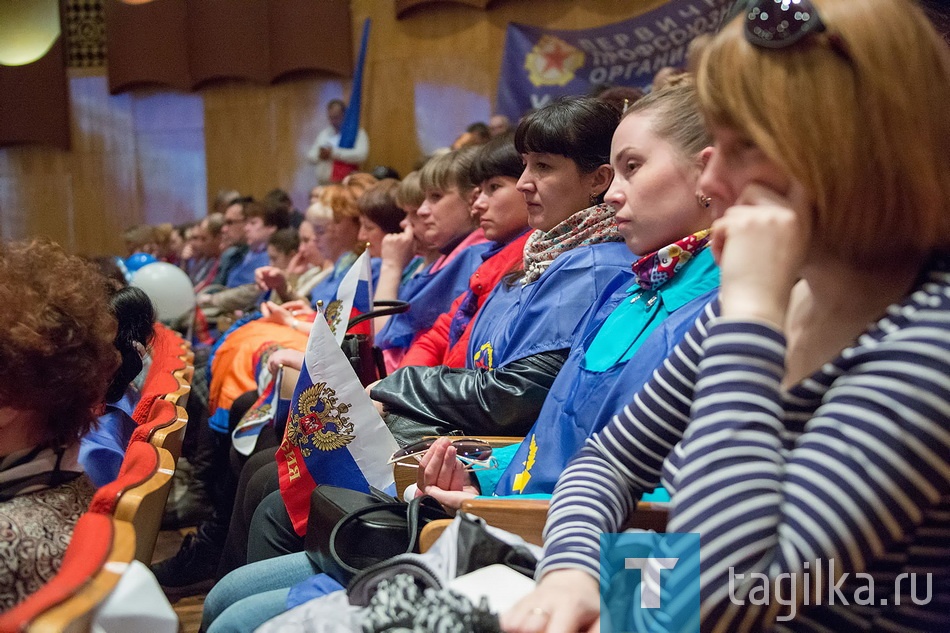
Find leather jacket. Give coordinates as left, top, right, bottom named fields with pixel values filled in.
left=370, top=349, right=569, bottom=445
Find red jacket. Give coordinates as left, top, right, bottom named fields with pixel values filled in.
left=400, top=231, right=530, bottom=369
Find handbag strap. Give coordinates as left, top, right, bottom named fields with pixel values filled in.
left=346, top=300, right=410, bottom=330
left=328, top=495, right=446, bottom=576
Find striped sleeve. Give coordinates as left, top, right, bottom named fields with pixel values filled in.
left=666, top=317, right=950, bottom=632
left=536, top=301, right=717, bottom=580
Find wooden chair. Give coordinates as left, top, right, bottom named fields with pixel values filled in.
left=419, top=500, right=669, bottom=552
left=129, top=398, right=188, bottom=463
left=131, top=323, right=190, bottom=426
left=89, top=442, right=176, bottom=564
left=163, top=364, right=193, bottom=409
left=393, top=436, right=522, bottom=499
left=164, top=336, right=194, bottom=408
left=0, top=514, right=136, bottom=633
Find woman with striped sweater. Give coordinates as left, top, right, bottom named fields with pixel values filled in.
left=504, top=0, right=950, bottom=631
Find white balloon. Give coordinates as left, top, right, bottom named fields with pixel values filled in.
left=132, top=262, right=196, bottom=321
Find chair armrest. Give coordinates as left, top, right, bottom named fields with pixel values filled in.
left=458, top=498, right=670, bottom=547
left=459, top=498, right=550, bottom=546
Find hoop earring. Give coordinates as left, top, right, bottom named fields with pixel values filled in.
left=696, top=193, right=712, bottom=208
left=590, top=193, right=598, bottom=205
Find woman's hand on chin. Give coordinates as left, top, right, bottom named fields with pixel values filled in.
left=381, top=225, right=417, bottom=271
left=501, top=570, right=600, bottom=633
left=711, top=180, right=811, bottom=329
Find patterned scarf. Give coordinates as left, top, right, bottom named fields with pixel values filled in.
left=522, top=203, right=624, bottom=284
left=631, top=229, right=711, bottom=291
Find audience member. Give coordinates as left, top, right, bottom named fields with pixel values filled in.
left=506, top=0, right=950, bottom=630
left=306, top=99, right=369, bottom=185
left=488, top=113, right=512, bottom=137
left=213, top=197, right=253, bottom=287
left=122, top=223, right=158, bottom=258
left=398, top=132, right=531, bottom=369
left=183, top=215, right=223, bottom=292
left=79, top=284, right=156, bottom=487
left=374, top=148, right=490, bottom=369
left=0, top=239, right=119, bottom=610
left=371, top=96, right=630, bottom=442
left=419, top=80, right=719, bottom=508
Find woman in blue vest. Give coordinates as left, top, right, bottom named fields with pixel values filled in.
left=416, top=79, right=720, bottom=505
left=374, top=148, right=491, bottom=367
left=371, top=96, right=633, bottom=441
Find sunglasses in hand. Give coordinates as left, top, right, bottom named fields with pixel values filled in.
left=388, top=438, right=499, bottom=472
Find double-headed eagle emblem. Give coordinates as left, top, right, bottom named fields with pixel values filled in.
left=285, top=381, right=354, bottom=456
left=323, top=299, right=344, bottom=336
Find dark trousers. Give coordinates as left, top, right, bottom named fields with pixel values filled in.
left=246, top=488, right=306, bottom=564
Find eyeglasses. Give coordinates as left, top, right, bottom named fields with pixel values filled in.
left=388, top=438, right=498, bottom=472
left=724, top=0, right=826, bottom=50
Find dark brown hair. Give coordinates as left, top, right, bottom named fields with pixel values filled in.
left=0, top=239, right=120, bottom=446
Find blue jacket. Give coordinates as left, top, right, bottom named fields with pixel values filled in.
left=487, top=248, right=720, bottom=495
left=79, top=387, right=140, bottom=487
left=226, top=245, right=269, bottom=288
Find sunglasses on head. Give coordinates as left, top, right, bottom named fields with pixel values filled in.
left=388, top=438, right=497, bottom=471
left=724, top=0, right=828, bottom=49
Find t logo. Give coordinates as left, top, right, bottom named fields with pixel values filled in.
left=600, top=532, right=700, bottom=633
left=624, top=557, right=680, bottom=608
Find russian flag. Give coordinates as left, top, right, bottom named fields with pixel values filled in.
left=325, top=249, right=374, bottom=343
left=275, top=308, right=398, bottom=536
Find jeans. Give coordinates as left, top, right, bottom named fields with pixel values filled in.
left=202, top=552, right=317, bottom=633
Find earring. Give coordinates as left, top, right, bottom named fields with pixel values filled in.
left=589, top=193, right=598, bottom=205
left=696, top=193, right=712, bottom=208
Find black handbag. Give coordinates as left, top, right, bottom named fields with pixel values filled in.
left=342, top=300, right=410, bottom=386
left=304, top=484, right=451, bottom=586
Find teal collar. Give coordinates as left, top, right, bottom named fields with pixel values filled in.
left=626, top=247, right=719, bottom=312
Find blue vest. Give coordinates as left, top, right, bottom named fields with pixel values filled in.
left=467, top=242, right=634, bottom=370
left=493, top=249, right=720, bottom=495
left=376, top=241, right=491, bottom=351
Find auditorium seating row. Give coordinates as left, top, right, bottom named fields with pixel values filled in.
left=394, top=436, right=670, bottom=551
left=0, top=325, right=194, bottom=633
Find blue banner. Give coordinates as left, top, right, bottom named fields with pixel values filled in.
left=497, top=0, right=729, bottom=120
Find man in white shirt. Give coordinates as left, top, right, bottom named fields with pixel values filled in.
left=306, top=99, right=369, bottom=185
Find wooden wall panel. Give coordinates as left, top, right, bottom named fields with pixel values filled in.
left=0, top=72, right=138, bottom=253
left=2, top=0, right=662, bottom=255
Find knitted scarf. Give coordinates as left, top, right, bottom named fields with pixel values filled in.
left=522, top=203, right=624, bottom=284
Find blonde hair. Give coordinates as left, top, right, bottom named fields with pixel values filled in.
left=418, top=147, right=479, bottom=197
left=697, top=0, right=950, bottom=266
left=627, top=77, right=710, bottom=162
left=396, top=171, right=424, bottom=210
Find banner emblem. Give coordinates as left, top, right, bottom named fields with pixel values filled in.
left=323, top=299, right=344, bottom=336
left=287, top=381, right=354, bottom=455
left=524, top=35, right=585, bottom=87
